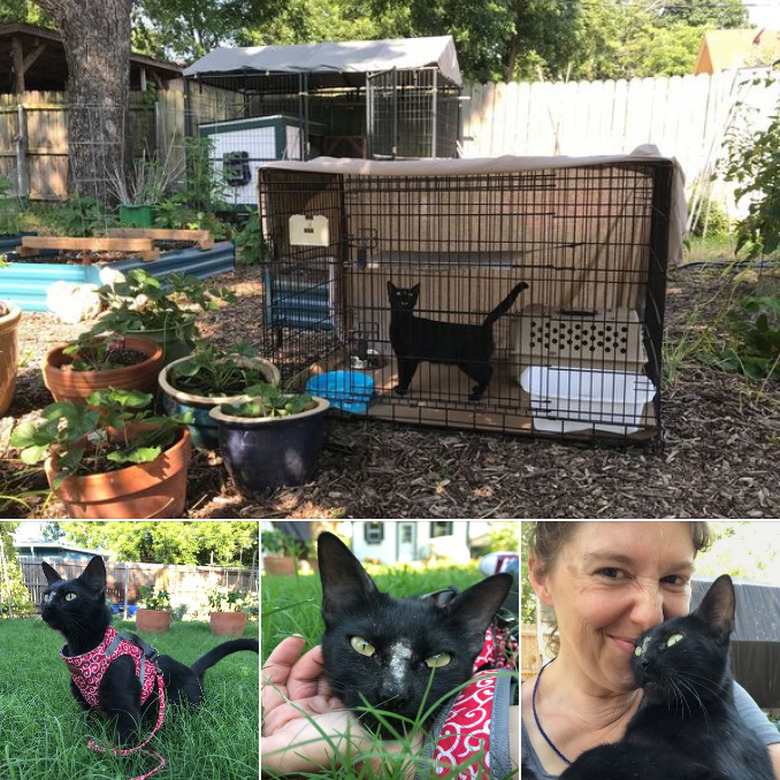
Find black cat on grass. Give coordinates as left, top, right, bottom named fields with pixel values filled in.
left=387, top=280, right=529, bottom=401
left=42, top=555, right=258, bottom=747
left=318, top=531, right=511, bottom=737
left=523, top=574, right=774, bottom=780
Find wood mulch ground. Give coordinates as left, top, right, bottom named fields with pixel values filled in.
left=1, top=262, right=779, bottom=519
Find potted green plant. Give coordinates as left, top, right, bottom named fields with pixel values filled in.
left=210, top=384, right=329, bottom=495
left=157, top=341, right=280, bottom=449
left=261, top=529, right=303, bottom=576
left=87, top=268, right=236, bottom=363
left=206, top=587, right=250, bottom=636
left=9, top=387, right=192, bottom=518
left=136, top=584, right=173, bottom=633
left=42, top=331, right=164, bottom=404
left=0, top=256, right=21, bottom=415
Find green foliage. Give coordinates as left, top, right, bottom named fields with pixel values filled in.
left=714, top=293, right=780, bottom=380
left=206, top=587, right=252, bottom=612
left=221, top=383, right=316, bottom=418
left=0, top=522, right=35, bottom=617
left=47, top=195, right=114, bottom=237
left=234, top=212, right=266, bottom=265
left=61, top=333, right=149, bottom=371
left=724, top=70, right=780, bottom=259
left=87, top=268, right=236, bottom=340
left=485, top=521, right=519, bottom=553
left=0, top=175, right=23, bottom=235
left=167, top=341, right=273, bottom=396
left=9, top=388, right=187, bottom=485
left=520, top=521, right=536, bottom=624
left=138, top=584, right=172, bottom=610
left=694, top=522, right=780, bottom=580
left=45, top=520, right=258, bottom=566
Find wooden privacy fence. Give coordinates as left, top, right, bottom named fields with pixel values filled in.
left=521, top=623, right=543, bottom=681
left=19, top=557, right=258, bottom=618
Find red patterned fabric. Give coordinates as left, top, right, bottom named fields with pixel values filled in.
left=61, top=626, right=157, bottom=711
left=432, top=624, right=518, bottom=779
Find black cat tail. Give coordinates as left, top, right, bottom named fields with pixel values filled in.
left=483, top=281, right=529, bottom=326
left=190, top=638, right=259, bottom=681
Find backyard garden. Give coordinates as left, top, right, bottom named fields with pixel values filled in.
left=0, top=79, right=779, bottom=520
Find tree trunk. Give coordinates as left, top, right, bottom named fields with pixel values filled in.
left=33, top=0, right=132, bottom=202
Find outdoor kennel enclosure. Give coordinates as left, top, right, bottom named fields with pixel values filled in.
left=257, top=152, right=684, bottom=442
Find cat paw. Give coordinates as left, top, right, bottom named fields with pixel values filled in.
left=394, top=385, right=408, bottom=396
left=468, top=391, right=485, bottom=402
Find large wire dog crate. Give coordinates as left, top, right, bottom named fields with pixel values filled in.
left=257, top=154, right=681, bottom=441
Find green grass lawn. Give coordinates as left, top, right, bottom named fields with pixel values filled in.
left=0, top=617, right=259, bottom=780
left=262, top=562, right=517, bottom=779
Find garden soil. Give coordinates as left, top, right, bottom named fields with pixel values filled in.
left=2, top=263, right=779, bottom=519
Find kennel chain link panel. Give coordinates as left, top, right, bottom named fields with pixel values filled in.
left=258, top=156, right=675, bottom=442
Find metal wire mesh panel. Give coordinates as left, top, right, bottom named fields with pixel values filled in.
left=259, top=159, right=673, bottom=441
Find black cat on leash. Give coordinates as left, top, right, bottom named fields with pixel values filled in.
left=387, top=280, right=529, bottom=401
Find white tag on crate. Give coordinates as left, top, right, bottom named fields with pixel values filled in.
left=289, top=214, right=329, bottom=246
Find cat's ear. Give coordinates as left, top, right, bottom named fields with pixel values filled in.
left=318, top=532, right=378, bottom=623
left=387, top=281, right=397, bottom=295
left=411, top=283, right=420, bottom=296
left=443, top=573, right=513, bottom=637
left=77, top=556, right=107, bottom=598
left=42, top=561, right=62, bottom=585
left=695, top=574, right=735, bottom=642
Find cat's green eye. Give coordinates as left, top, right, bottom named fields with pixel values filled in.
left=425, top=652, right=452, bottom=668
left=666, top=633, right=683, bottom=648
left=65, top=592, right=77, bottom=602
left=350, top=636, right=376, bottom=657
left=634, top=645, right=642, bottom=657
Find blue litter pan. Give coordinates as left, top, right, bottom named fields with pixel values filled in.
left=306, top=371, right=375, bottom=414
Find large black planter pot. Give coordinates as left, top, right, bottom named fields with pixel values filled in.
left=209, top=397, right=330, bottom=493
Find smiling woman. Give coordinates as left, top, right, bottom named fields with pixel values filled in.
left=521, top=521, right=780, bottom=780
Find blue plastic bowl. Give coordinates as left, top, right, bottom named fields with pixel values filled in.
left=306, top=371, right=374, bottom=414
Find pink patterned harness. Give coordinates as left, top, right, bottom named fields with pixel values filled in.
left=431, top=624, right=518, bottom=779
left=61, top=625, right=167, bottom=780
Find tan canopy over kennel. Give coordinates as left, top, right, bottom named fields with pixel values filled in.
left=257, top=149, right=685, bottom=441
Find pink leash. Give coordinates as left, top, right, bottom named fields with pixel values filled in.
left=86, top=672, right=167, bottom=780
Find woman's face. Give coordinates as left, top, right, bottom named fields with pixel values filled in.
left=532, top=522, right=695, bottom=694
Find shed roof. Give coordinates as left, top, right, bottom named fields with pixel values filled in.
left=0, top=22, right=182, bottom=93
left=693, top=28, right=780, bottom=74
left=182, top=36, right=462, bottom=88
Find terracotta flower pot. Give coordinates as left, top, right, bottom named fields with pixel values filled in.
left=158, top=355, right=281, bottom=449
left=263, top=556, right=296, bottom=576
left=44, top=427, right=192, bottom=518
left=135, top=608, right=171, bottom=634
left=210, top=611, right=248, bottom=637
left=0, top=303, right=21, bottom=416
left=42, top=335, right=164, bottom=404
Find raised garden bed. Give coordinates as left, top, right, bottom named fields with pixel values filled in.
left=1, top=233, right=235, bottom=311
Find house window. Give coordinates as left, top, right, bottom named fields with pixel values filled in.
left=400, top=525, right=413, bottom=543
left=364, top=522, right=384, bottom=544
left=430, top=522, right=453, bottom=538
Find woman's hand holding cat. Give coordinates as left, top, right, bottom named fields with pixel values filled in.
left=261, top=636, right=363, bottom=773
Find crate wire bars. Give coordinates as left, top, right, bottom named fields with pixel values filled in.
left=258, top=154, right=678, bottom=442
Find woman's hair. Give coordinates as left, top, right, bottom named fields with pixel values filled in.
left=526, top=521, right=712, bottom=656
left=527, top=521, right=712, bottom=577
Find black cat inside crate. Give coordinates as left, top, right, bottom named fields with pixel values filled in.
left=387, top=280, right=528, bottom=401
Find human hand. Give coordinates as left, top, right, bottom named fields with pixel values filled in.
left=261, top=636, right=362, bottom=774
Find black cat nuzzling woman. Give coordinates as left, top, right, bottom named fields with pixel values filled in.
left=42, top=555, right=258, bottom=748
left=523, top=575, right=775, bottom=780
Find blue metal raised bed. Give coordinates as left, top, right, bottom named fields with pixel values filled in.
left=0, top=241, right=236, bottom=312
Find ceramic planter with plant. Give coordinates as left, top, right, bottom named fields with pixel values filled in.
left=261, top=529, right=302, bottom=575
left=9, top=387, right=192, bottom=519
left=209, top=383, right=329, bottom=494
left=43, top=332, right=164, bottom=404
left=136, top=584, right=172, bottom=633
left=206, top=587, right=250, bottom=636
left=158, top=341, right=280, bottom=449
left=87, top=268, right=236, bottom=364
